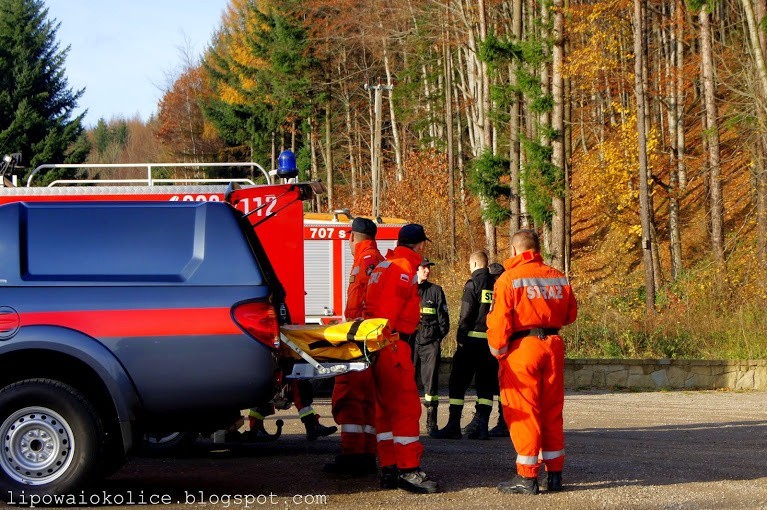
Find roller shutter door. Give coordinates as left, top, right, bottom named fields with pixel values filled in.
left=304, top=240, right=333, bottom=316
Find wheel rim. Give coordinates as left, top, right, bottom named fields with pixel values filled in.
left=0, top=407, right=75, bottom=485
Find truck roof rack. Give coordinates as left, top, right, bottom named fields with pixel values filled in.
left=22, top=162, right=272, bottom=188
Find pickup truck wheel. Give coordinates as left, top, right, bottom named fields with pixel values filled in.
left=0, top=379, right=103, bottom=497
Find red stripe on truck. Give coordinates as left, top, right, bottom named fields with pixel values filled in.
left=19, top=308, right=241, bottom=337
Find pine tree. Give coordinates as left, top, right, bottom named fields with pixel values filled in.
left=0, top=0, right=87, bottom=180
left=202, top=0, right=316, bottom=165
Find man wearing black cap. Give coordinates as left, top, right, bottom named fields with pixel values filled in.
left=324, top=217, right=383, bottom=476
left=364, top=223, right=439, bottom=493
left=413, top=258, right=449, bottom=435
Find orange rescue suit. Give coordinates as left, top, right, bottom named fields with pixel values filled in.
left=364, top=245, right=424, bottom=470
left=332, top=239, right=383, bottom=456
left=486, top=250, right=577, bottom=479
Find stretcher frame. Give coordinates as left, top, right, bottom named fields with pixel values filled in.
left=280, top=332, right=372, bottom=379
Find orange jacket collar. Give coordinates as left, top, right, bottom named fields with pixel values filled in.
left=353, top=238, right=379, bottom=258
left=390, top=245, right=423, bottom=266
left=504, top=250, right=543, bottom=270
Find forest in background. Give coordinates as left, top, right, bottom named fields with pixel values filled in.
left=4, top=0, right=767, bottom=359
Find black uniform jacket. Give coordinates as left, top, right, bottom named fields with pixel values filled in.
left=415, top=280, right=450, bottom=345
left=457, top=267, right=495, bottom=344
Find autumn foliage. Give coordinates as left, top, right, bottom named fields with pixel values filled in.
left=74, top=0, right=767, bottom=359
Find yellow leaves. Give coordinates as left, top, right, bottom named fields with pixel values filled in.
left=573, top=111, right=663, bottom=256
left=205, top=0, right=270, bottom=106
left=220, top=83, right=246, bottom=105
left=563, top=0, right=632, bottom=87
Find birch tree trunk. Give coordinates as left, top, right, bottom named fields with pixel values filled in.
left=668, top=0, right=685, bottom=280
left=339, top=53, right=357, bottom=198
left=325, top=100, right=334, bottom=212
left=478, top=0, right=496, bottom=260
left=740, top=0, right=767, bottom=268
left=550, top=0, right=566, bottom=272
left=444, top=21, right=457, bottom=262
left=382, top=39, right=404, bottom=181
left=699, top=6, right=726, bottom=268
left=309, top=117, right=320, bottom=212
left=634, top=0, right=656, bottom=311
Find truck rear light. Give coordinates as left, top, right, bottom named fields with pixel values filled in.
left=232, top=302, right=280, bottom=349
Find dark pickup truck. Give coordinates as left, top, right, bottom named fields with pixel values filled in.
left=0, top=179, right=315, bottom=498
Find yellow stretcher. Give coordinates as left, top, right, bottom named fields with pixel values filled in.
left=279, top=318, right=391, bottom=379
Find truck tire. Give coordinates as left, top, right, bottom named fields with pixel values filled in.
left=0, top=379, right=104, bottom=498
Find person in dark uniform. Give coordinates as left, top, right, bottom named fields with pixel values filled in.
left=487, top=262, right=508, bottom=438
left=412, top=258, right=450, bottom=434
left=431, top=250, right=496, bottom=440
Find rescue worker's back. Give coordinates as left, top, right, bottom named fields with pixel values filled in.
left=487, top=229, right=577, bottom=495
left=487, top=250, right=576, bottom=349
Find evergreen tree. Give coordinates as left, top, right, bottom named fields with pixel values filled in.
left=202, top=0, right=316, bottom=164
left=0, top=0, right=87, bottom=182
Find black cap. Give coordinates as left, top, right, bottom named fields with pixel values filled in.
left=420, top=258, right=436, bottom=268
left=351, top=217, right=377, bottom=237
left=398, top=223, right=430, bottom=244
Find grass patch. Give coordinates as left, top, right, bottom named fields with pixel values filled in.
left=566, top=271, right=767, bottom=359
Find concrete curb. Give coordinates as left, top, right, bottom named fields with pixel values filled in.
left=436, top=358, right=767, bottom=390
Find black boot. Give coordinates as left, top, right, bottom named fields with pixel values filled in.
left=323, top=453, right=377, bottom=476
left=425, top=405, right=438, bottom=435
left=398, top=468, right=439, bottom=494
left=429, top=405, right=462, bottom=439
left=498, top=474, right=540, bottom=495
left=302, top=414, right=338, bottom=441
left=380, top=465, right=399, bottom=489
left=466, top=405, right=490, bottom=440
left=488, top=403, right=508, bottom=438
left=546, top=471, right=562, bottom=491
left=462, top=412, right=481, bottom=436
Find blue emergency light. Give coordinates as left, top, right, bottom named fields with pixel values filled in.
left=277, top=150, right=298, bottom=179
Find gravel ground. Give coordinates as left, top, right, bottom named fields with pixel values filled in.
left=11, top=390, right=767, bottom=509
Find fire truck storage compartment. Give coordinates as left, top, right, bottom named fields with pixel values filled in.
left=303, top=215, right=402, bottom=324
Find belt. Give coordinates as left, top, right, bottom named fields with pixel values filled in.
left=510, top=327, right=560, bottom=341
left=396, top=331, right=415, bottom=342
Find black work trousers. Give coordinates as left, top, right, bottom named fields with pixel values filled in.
left=413, top=340, right=441, bottom=403
left=448, top=340, right=499, bottom=403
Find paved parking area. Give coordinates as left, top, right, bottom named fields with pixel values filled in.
left=16, top=390, right=767, bottom=509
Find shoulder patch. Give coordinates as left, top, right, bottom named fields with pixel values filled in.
left=400, top=273, right=410, bottom=283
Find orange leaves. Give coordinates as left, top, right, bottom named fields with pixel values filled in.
left=156, top=66, right=223, bottom=160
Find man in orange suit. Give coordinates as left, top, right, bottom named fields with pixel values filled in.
left=486, top=229, right=577, bottom=495
left=364, top=223, right=438, bottom=494
left=324, top=217, right=383, bottom=476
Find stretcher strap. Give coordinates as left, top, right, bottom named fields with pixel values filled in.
left=307, top=339, right=367, bottom=351
left=346, top=319, right=363, bottom=340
